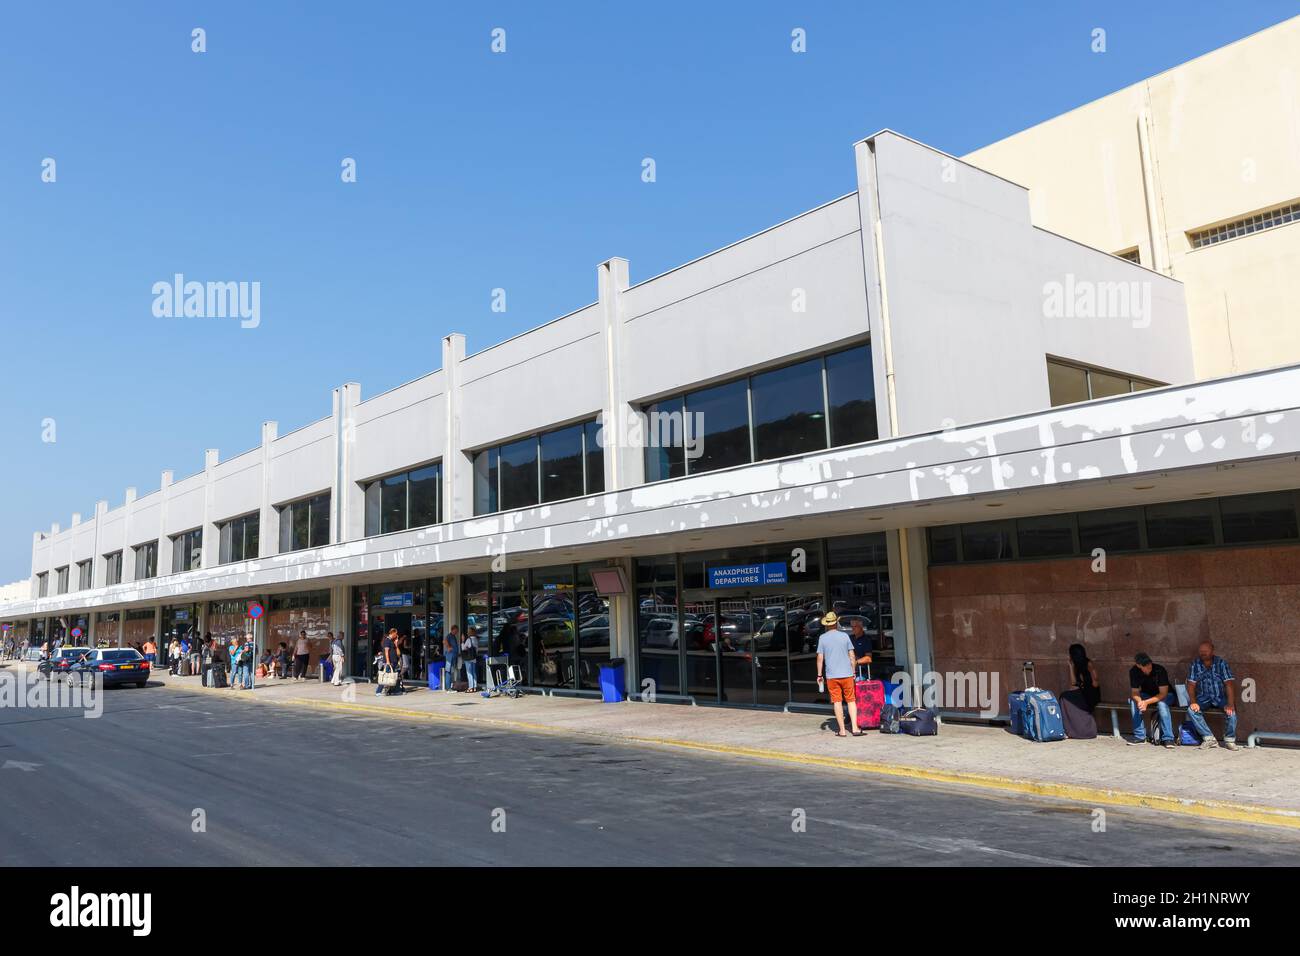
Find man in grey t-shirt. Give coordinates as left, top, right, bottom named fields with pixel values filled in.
left=816, top=612, right=861, bottom=737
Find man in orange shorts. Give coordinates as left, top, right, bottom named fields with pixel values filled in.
left=816, top=611, right=862, bottom=737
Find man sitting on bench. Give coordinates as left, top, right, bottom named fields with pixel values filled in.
left=1186, top=641, right=1239, bottom=751
left=1128, top=652, right=1174, bottom=748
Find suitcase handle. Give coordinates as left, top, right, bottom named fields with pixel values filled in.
left=857, top=664, right=872, bottom=681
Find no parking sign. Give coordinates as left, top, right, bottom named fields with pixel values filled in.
left=71, top=627, right=83, bottom=640
left=247, top=602, right=264, bottom=620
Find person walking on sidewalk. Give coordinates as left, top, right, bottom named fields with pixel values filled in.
left=293, top=630, right=310, bottom=681
left=815, top=612, right=862, bottom=738
left=1128, top=652, right=1175, bottom=747
left=1186, top=641, right=1239, bottom=751
left=443, top=624, right=461, bottom=690
left=330, top=632, right=346, bottom=686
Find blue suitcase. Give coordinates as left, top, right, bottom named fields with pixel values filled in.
left=1008, top=661, right=1034, bottom=735
left=1023, top=689, right=1066, bottom=741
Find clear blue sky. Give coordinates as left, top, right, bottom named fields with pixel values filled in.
left=1, top=1, right=1295, bottom=583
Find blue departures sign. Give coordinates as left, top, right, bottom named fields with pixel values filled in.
left=707, top=562, right=789, bottom=589
left=380, top=592, right=414, bottom=608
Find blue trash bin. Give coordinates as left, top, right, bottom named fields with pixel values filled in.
left=428, top=660, right=445, bottom=690
left=321, top=658, right=334, bottom=682
left=598, top=658, right=627, bottom=703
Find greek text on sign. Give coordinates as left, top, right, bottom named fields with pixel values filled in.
left=708, top=562, right=789, bottom=588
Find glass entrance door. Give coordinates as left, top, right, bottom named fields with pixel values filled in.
left=682, top=591, right=821, bottom=707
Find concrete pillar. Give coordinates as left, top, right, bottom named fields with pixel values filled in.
left=156, top=470, right=174, bottom=575
left=122, top=487, right=138, bottom=583
left=258, top=421, right=278, bottom=557
left=441, top=334, right=469, bottom=522
left=92, top=500, right=108, bottom=588
left=597, top=258, right=640, bottom=490
left=610, top=556, right=638, bottom=694
left=329, top=583, right=350, bottom=644
left=201, top=448, right=219, bottom=568
left=332, top=384, right=362, bottom=542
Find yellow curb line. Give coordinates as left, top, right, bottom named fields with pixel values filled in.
left=197, top=684, right=1300, bottom=831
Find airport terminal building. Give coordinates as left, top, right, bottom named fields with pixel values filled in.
left=4, top=129, right=1299, bottom=736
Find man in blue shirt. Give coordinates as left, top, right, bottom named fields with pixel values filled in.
left=1186, top=641, right=1238, bottom=750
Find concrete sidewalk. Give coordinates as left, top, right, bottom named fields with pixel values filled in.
left=133, top=666, right=1300, bottom=830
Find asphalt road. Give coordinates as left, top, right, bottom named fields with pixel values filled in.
left=3, top=678, right=1299, bottom=866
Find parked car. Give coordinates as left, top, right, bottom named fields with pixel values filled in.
left=67, top=648, right=151, bottom=688
left=37, top=647, right=92, bottom=679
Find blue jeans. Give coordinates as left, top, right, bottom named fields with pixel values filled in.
left=464, top=659, right=477, bottom=690
left=1130, top=698, right=1173, bottom=742
left=1187, top=704, right=1237, bottom=742
left=239, top=663, right=253, bottom=689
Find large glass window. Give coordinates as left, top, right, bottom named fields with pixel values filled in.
left=825, top=345, right=877, bottom=447
left=498, top=437, right=539, bottom=511
left=685, top=379, right=750, bottom=474
left=279, top=492, right=331, bottom=553
left=636, top=558, right=680, bottom=696
left=540, top=424, right=584, bottom=503
left=1047, top=358, right=1163, bottom=407
left=170, top=529, right=202, bottom=573
left=472, top=448, right=499, bottom=515
left=134, top=540, right=158, bottom=580
left=960, top=520, right=1014, bottom=562
left=1220, top=491, right=1300, bottom=544
left=363, top=466, right=442, bottom=537
left=473, top=419, right=603, bottom=516
left=55, top=566, right=68, bottom=595
left=643, top=343, right=877, bottom=483
left=751, top=357, right=827, bottom=461
left=408, top=464, right=440, bottom=529
left=76, top=560, right=92, bottom=591
left=219, top=512, right=260, bottom=564
left=104, top=551, right=122, bottom=587
left=584, top=420, right=605, bottom=494
left=1016, top=515, right=1075, bottom=558
left=1144, top=500, right=1216, bottom=549
left=643, top=399, right=686, bottom=483
left=37, top=572, right=48, bottom=598
left=1074, top=508, right=1141, bottom=553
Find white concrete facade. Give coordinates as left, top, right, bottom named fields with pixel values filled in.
left=6, top=131, right=1239, bottom=683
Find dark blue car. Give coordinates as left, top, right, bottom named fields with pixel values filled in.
left=66, top=648, right=152, bottom=688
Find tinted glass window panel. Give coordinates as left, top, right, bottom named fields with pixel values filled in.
left=751, top=357, right=827, bottom=461
left=540, top=425, right=584, bottom=503
left=499, top=437, right=539, bottom=511
left=825, top=345, right=878, bottom=447
left=308, top=494, right=330, bottom=547
left=1016, top=514, right=1076, bottom=558
left=1219, top=491, right=1299, bottom=544
left=220, top=522, right=233, bottom=563
left=408, top=465, right=440, bottom=528
left=584, top=420, right=605, bottom=494
left=1047, top=361, right=1089, bottom=407
left=1089, top=370, right=1130, bottom=399
left=643, top=399, right=686, bottom=482
left=960, top=520, right=1014, bottom=561
left=827, top=533, right=887, bottom=569
left=684, top=379, right=750, bottom=474
left=1130, top=380, right=1156, bottom=392
left=473, top=448, right=498, bottom=515
left=1144, top=500, right=1216, bottom=549
left=927, top=526, right=960, bottom=564
left=1077, top=507, right=1142, bottom=553
left=380, top=473, right=407, bottom=533
left=282, top=502, right=297, bottom=546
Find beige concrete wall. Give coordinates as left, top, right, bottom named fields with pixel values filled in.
left=965, top=16, right=1300, bottom=380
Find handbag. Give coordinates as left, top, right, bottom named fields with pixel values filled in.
left=377, top=665, right=399, bottom=688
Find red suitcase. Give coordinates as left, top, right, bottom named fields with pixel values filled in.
left=855, top=665, right=885, bottom=730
